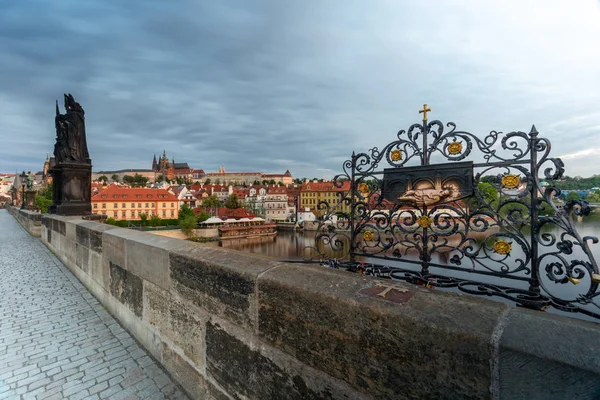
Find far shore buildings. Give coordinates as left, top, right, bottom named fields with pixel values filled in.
left=203, top=166, right=292, bottom=186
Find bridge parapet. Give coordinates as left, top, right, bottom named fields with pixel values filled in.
left=12, top=211, right=598, bottom=399
left=7, top=206, right=42, bottom=237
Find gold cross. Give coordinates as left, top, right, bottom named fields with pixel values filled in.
left=419, top=104, right=432, bottom=121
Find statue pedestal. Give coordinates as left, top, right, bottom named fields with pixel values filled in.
left=25, top=191, right=36, bottom=210
left=49, top=163, right=92, bottom=216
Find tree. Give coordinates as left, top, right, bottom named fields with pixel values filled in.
left=197, top=211, right=211, bottom=223
left=253, top=180, right=260, bottom=186
left=179, top=215, right=197, bottom=238
left=34, top=195, right=52, bottom=213
left=122, top=175, right=134, bottom=185
left=179, top=204, right=195, bottom=220
left=98, top=175, right=108, bottom=183
left=214, top=179, right=220, bottom=185
left=224, top=194, right=240, bottom=209
left=204, top=178, right=211, bottom=184
left=277, top=181, right=283, bottom=186
left=111, top=174, right=119, bottom=182
left=566, top=191, right=581, bottom=201
left=105, top=217, right=117, bottom=225
left=149, top=214, right=162, bottom=227
left=139, top=212, right=148, bottom=226
left=202, top=194, right=221, bottom=207
left=269, top=179, right=276, bottom=185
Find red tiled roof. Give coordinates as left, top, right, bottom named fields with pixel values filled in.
left=91, top=185, right=177, bottom=201
left=192, top=169, right=205, bottom=174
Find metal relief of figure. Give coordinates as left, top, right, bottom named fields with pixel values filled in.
left=26, top=171, right=34, bottom=191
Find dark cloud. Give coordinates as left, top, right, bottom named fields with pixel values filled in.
left=1, top=1, right=599, bottom=178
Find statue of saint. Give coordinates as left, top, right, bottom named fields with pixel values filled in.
left=53, top=94, right=90, bottom=164
left=26, top=171, right=34, bottom=191
left=398, top=185, right=454, bottom=207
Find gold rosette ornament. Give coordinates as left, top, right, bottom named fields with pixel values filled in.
left=363, top=230, right=375, bottom=241
left=358, top=183, right=370, bottom=195
left=493, top=240, right=512, bottom=255
left=390, top=149, right=402, bottom=162
left=447, top=141, right=463, bottom=155
left=417, top=216, right=432, bottom=228
left=501, top=174, right=521, bottom=189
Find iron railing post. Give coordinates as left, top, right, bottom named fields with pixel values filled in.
left=529, top=125, right=540, bottom=293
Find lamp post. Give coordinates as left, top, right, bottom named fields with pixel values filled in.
left=20, top=171, right=26, bottom=209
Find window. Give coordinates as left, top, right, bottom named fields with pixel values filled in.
left=171, top=203, right=174, bottom=207
left=102, top=203, right=106, bottom=209
left=102, top=211, right=106, bottom=215
left=138, top=203, right=142, bottom=208
left=145, top=203, right=149, bottom=208
left=171, top=210, right=174, bottom=217
left=122, top=211, right=126, bottom=218
left=162, top=210, right=166, bottom=217
left=122, top=203, right=126, bottom=208
left=151, top=203, right=155, bottom=207
left=163, top=203, right=166, bottom=208
left=114, top=203, right=118, bottom=208
left=131, top=211, right=136, bottom=218
left=131, top=203, right=135, bottom=208
left=113, top=211, right=117, bottom=217
left=93, top=204, right=97, bottom=209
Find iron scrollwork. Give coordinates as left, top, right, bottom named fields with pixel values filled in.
left=305, top=107, right=600, bottom=320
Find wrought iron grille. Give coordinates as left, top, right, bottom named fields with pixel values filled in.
left=305, top=105, right=600, bottom=319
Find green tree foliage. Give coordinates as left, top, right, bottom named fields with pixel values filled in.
left=98, top=175, right=108, bottom=182
left=197, top=211, right=211, bottom=223
left=111, top=174, right=119, bottom=182
left=204, top=178, right=211, bottom=184
left=178, top=204, right=195, bottom=220
left=105, top=217, right=117, bottom=225
left=149, top=214, right=162, bottom=227
left=566, top=191, right=581, bottom=201
left=34, top=196, right=52, bottom=213
left=224, top=194, right=240, bottom=209
left=179, top=215, right=197, bottom=238
left=122, top=174, right=149, bottom=187
left=546, top=175, right=600, bottom=190
left=139, top=213, right=148, bottom=226
left=202, top=194, right=221, bottom=207
left=587, top=190, right=600, bottom=203
left=253, top=180, right=260, bottom=185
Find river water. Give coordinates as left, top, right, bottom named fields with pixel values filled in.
left=209, top=209, right=600, bottom=322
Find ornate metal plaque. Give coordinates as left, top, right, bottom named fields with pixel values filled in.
left=382, top=161, right=473, bottom=207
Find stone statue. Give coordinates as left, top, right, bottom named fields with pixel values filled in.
left=49, top=94, right=92, bottom=216
left=54, top=94, right=90, bottom=164
left=26, top=171, right=33, bottom=191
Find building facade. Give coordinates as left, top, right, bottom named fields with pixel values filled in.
left=300, top=181, right=352, bottom=218
left=91, top=186, right=179, bottom=220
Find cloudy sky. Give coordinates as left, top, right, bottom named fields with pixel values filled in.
left=1, top=0, right=599, bottom=179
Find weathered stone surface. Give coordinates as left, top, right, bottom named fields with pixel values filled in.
left=163, top=343, right=228, bottom=400
left=84, top=222, right=116, bottom=253
left=103, top=229, right=130, bottom=272
left=125, top=233, right=185, bottom=290
left=170, top=297, right=209, bottom=370
left=143, top=280, right=173, bottom=337
left=76, top=224, right=90, bottom=248
left=206, top=321, right=363, bottom=400
left=47, top=226, right=51, bottom=243
left=75, top=242, right=90, bottom=272
left=169, top=246, right=278, bottom=329
left=258, top=264, right=503, bottom=400
left=110, top=261, right=143, bottom=317
left=499, top=309, right=600, bottom=399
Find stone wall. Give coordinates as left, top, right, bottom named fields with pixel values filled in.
left=27, top=213, right=600, bottom=399
left=7, top=206, right=42, bottom=237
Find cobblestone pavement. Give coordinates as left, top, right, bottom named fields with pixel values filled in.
left=0, top=210, right=189, bottom=400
